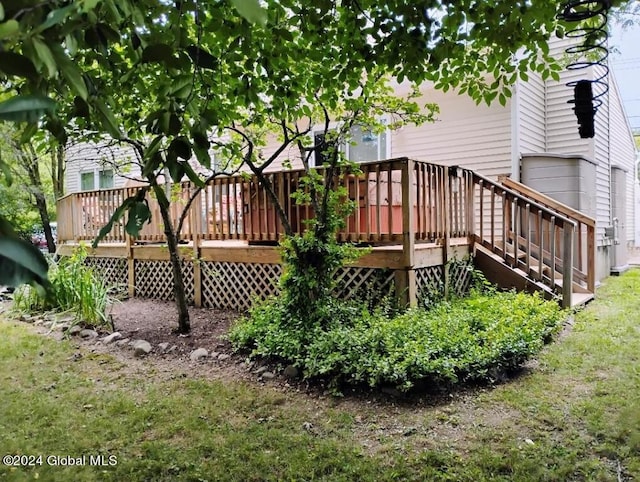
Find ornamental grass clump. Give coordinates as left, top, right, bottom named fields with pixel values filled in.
left=13, top=246, right=112, bottom=329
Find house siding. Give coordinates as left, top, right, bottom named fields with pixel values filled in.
left=517, top=73, right=546, bottom=153
left=392, top=88, right=512, bottom=178
left=65, top=141, right=141, bottom=194
left=607, top=72, right=637, bottom=244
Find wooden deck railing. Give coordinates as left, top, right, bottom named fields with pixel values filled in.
left=56, top=158, right=593, bottom=306
left=56, top=158, right=472, bottom=246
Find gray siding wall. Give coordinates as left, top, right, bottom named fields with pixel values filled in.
left=65, top=141, right=141, bottom=194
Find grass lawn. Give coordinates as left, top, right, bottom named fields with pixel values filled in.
left=1, top=271, right=640, bottom=481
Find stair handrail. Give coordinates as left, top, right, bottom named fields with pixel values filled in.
left=470, top=170, right=577, bottom=308
left=499, top=176, right=595, bottom=227
left=470, top=171, right=577, bottom=227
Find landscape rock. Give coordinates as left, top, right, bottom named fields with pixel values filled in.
left=132, top=340, right=152, bottom=357
left=210, top=352, right=220, bottom=359
left=54, top=322, right=71, bottom=332
left=283, top=365, right=299, bottom=379
left=79, top=329, right=99, bottom=339
left=190, top=348, right=208, bottom=362
left=55, top=314, right=75, bottom=324
left=157, top=342, right=170, bottom=353
left=255, top=366, right=269, bottom=375
left=102, top=332, right=122, bottom=344
left=217, top=353, right=231, bottom=361
left=66, top=325, right=82, bottom=336
left=115, top=338, right=130, bottom=347
left=167, top=345, right=177, bottom=353
left=261, top=371, right=276, bottom=380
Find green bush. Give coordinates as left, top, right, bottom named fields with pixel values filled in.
left=13, top=245, right=113, bottom=329
left=230, top=290, right=565, bottom=393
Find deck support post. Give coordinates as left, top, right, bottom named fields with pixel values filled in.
left=395, top=269, right=417, bottom=308
left=125, top=233, right=135, bottom=298
left=192, top=191, right=203, bottom=307
left=399, top=159, right=417, bottom=307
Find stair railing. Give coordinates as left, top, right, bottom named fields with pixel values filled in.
left=470, top=171, right=577, bottom=308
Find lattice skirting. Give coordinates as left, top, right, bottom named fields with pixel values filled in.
left=415, top=258, right=475, bottom=306
left=84, top=257, right=128, bottom=292
left=334, top=267, right=396, bottom=301
left=134, top=259, right=195, bottom=303
left=80, top=256, right=474, bottom=311
left=448, top=258, right=475, bottom=297
left=201, top=261, right=283, bottom=311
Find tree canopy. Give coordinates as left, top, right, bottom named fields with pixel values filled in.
left=0, top=0, right=633, bottom=304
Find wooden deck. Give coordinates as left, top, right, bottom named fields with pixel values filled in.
left=56, top=158, right=596, bottom=309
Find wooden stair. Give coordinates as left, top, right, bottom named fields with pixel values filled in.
left=474, top=240, right=593, bottom=309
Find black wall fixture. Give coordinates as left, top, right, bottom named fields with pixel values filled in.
left=557, top=0, right=612, bottom=138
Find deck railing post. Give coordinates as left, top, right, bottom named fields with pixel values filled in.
left=562, top=222, right=575, bottom=309
left=126, top=231, right=135, bottom=299
left=587, top=224, right=595, bottom=292
left=400, top=159, right=417, bottom=306
left=442, top=166, right=451, bottom=298
left=191, top=189, right=203, bottom=307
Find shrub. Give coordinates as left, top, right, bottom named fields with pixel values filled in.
left=13, top=245, right=113, bottom=329
left=230, top=290, right=565, bottom=393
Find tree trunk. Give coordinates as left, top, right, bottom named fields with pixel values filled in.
left=153, top=184, right=191, bottom=333
left=22, top=144, right=56, bottom=253
left=34, top=192, right=56, bottom=253
left=52, top=143, right=65, bottom=199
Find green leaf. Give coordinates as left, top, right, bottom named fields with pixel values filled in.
left=169, top=136, right=192, bottom=160
left=94, top=196, right=136, bottom=246
left=93, top=99, right=122, bottom=139
left=83, top=0, right=101, bottom=13
left=182, top=161, right=205, bottom=188
left=141, top=44, right=175, bottom=63
left=144, top=135, right=164, bottom=160
left=0, top=53, right=38, bottom=78
left=0, top=19, right=19, bottom=40
left=125, top=201, right=151, bottom=237
left=167, top=159, right=185, bottom=183
left=50, top=45, right=88, bottom=100
left=0, top=4, right=4, bottom=22
left=0, top=157, right=13, bottom=185
left=0, top=95, right=56, bottom=123
left=32, top=37, right=58, bottom=77
left=193, top=144, right=211, bottom=169
left=186, top=45, right=218, bottom=70
left=230, top=0, right=267, bottom=26
left=0, top=216, right=50, bottom=290
left=32, top=5, right=76, bottom=34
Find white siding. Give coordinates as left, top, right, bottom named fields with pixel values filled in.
left=607, top=72, right=637, bottom=244
left=65, top=141, right=141, bottom=194
left=517, top=73, right=547, bottom=153
left=392, top=88, right=512, bottom=178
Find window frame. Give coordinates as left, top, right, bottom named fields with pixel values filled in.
left=79, top=167, right=115, bottom=192
left=310, top=120, right=390, bottom=167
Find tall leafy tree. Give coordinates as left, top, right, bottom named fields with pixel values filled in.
left=1, top=0, right=632, bottom=326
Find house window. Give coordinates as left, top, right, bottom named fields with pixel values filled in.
left=80, top=171, right=95, bottom=191
left=80, top=168, right=114, bottom=191
left=99, top=169, right=114, bottom=189
left=313, top=124, right=389, bottom=166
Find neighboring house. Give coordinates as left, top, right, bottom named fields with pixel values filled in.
left=64, top=140, right=141, bottom=194
left=64, top=39, right=637, bottom=281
